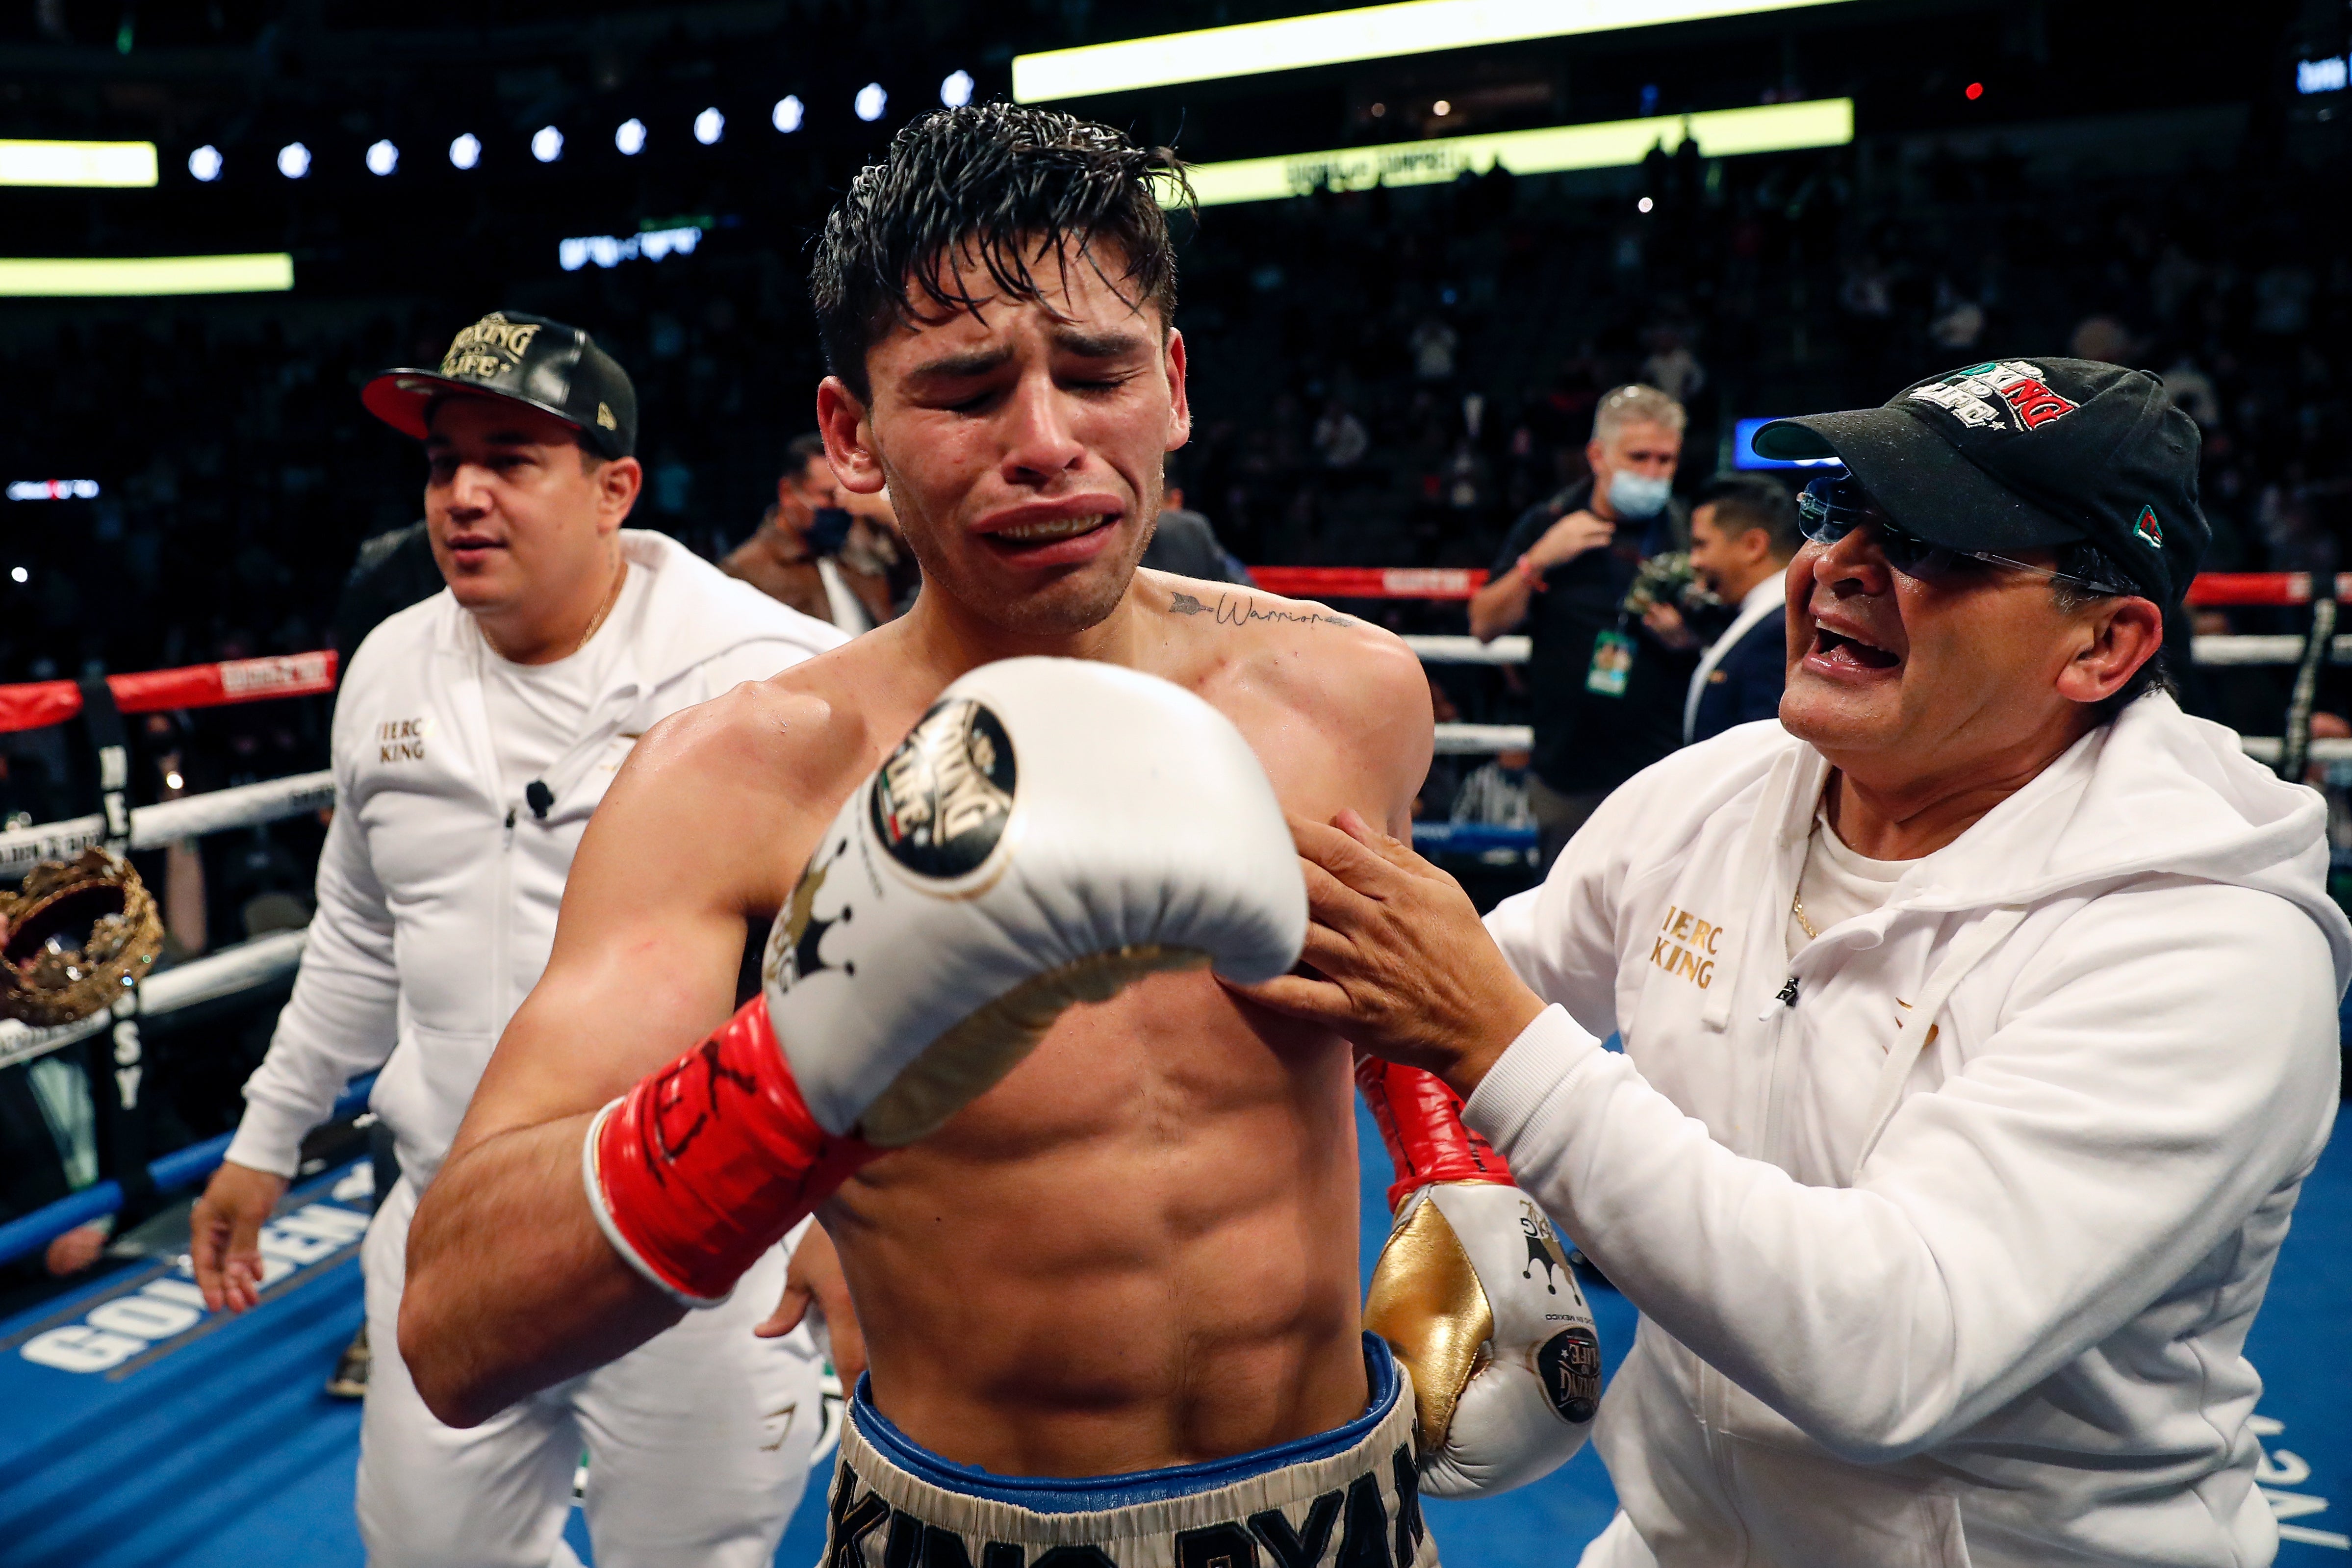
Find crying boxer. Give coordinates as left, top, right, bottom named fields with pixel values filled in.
left=401, top=105, right=1595, bottom=1567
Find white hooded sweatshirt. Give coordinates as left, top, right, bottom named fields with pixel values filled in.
left=225, top=530, right=847, bottom=1188
left=1466, top=695, right=2348, bottom=1568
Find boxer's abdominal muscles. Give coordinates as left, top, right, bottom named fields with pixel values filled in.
left=825, top=966, right=1371, bottom=1478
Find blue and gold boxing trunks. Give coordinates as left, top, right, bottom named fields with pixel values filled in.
left=821, top=1335, right=1439, bottom=1568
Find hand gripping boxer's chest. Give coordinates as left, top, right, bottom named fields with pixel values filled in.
left=584, top=657, right=1309, bottom=1308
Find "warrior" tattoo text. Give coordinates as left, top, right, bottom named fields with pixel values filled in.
left=1168, top=591, right=1354, bottom=630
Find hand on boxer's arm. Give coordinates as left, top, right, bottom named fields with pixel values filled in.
left=759, top=1221, right=868, bottom=1390
left=1234, top=809, right=1544, bottom=1100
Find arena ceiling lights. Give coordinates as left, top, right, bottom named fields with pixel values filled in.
left=0, top=254, right=294, bottom=297
left=1012, top=0, right=1857, bottom=101
left=0, top=139, right=158, bottom=188
left=1177, top=97, right=1851, bottom=206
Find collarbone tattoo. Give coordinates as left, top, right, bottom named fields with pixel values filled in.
left=1168, top=590, right=1354, bottom=630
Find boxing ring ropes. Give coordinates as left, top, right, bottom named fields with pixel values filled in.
left=0, top=652, right=341, bottom=1269
left=0, top=569, right=2343, bottom=1269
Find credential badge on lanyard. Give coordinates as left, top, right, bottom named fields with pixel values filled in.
left=1585, top=628, right=1636, bottom=698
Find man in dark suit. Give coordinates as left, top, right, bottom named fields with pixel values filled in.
left=1643, top=474, right=1799, bottom=744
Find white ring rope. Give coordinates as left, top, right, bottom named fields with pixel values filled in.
left=2193, top=635, right=2352, bottom=666
left=0, top=634, right=2323, bottom=867
left=0, top=770, right=333, bottom=880
left=0, top=926, right=308, bottom=1073
left=1435, top=723, right=1536, bottom=754
left=0, top=617, right=2329, bottom=1058
left=1430, top=725, right=2352, bottom=760
left=2237, top=736, right=2352, bottom=765
left=1406, top=635, right=2345, bottom=668
left=1405, top=635, right=1531, bottom=666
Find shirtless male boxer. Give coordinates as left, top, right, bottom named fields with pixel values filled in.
left=401, top=105, right=1597, bottom=1567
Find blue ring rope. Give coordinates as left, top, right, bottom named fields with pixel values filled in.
left=0, top=1073, right=377, bottom=1267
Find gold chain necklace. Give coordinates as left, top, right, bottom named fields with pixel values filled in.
left=1791, top=811, right=1823, bottom=940
left=483, top=556, right=626, bottom=664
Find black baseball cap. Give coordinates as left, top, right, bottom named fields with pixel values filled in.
left=1753, top=358, right=2207, bottom=605
left=362, top=310, right=638, bottom=460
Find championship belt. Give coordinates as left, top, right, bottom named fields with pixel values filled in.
left=0, top=848, right=163, bottom=1027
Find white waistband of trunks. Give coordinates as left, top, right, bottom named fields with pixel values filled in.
left=824, top=1339, right=1436, bottom=1568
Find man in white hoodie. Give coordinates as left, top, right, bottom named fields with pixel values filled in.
left=1245, top=358, right=2350, bottom=1567
left=185, top=312, right=847, bottom=1568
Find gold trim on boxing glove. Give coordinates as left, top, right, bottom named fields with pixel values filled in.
left=856, top=944, right=1211, bottom=1147
left=1363, top=1191, right=1493, bottom=1456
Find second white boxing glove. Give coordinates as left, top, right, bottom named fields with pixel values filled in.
left=1367, top=1182, right=1600, bottom=1497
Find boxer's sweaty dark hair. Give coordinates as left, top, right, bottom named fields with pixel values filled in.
left=811, top=103, right=1191, bottom=402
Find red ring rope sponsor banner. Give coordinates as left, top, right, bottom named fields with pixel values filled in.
left=2186, top=573, right=2352, bottom=607
left=1250, top=567, right=2349, bottom=607
left=0, top=650, right=337, bottom=736
left=1248, top=566, right=1490, bottom=600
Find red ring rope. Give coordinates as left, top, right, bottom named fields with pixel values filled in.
left=0, top=568, right=2325, bottom=739
left=0, top=651, right=338, bottom=737
left=1247, top=566, right=2346, bottom=608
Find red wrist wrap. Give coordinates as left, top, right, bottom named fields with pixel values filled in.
left=1355, top=1055, right=1513, bottom=1215
left=591, top=997, right=880, bottom=1305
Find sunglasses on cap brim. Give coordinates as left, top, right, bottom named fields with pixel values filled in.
left=1797, top=476, right=2132, bottom=595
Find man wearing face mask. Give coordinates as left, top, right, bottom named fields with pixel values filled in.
left=1471, top=384, right=1691, bottom=867
left=723, top=432, right=881, bottom=631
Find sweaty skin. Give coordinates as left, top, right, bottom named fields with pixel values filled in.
left=403, top=239, right=1433, bottom=1476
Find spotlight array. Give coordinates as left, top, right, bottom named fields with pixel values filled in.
left=184, top=71, right=949, bottom=187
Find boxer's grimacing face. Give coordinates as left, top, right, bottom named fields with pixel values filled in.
left=819, top=235, right=1190, bottom=637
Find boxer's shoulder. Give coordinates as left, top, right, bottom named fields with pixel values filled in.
left=609, top=656, right=876, bottom=843
left=1144, top=571, right=1428, bottom=747
left=664, top=678, right=866, bottom=782
left=1147, top=571, right=1414, bottom=670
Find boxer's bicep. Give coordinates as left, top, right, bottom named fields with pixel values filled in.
left=460, top=682, right=847, bottom=1153
left=464, top=906, right=749, bottom=1143
left=1334, top=624, right=1434, bottom=836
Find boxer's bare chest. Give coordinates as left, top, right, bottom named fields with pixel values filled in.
left=798, top=614, right=1403, bottom=1467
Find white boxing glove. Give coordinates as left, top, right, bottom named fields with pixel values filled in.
left=1366, top=1182, right=1600, bottom=1497
left=588, top=656, right=1307, bottom=1307
left=766, top=654, right=1306, bottom=1143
